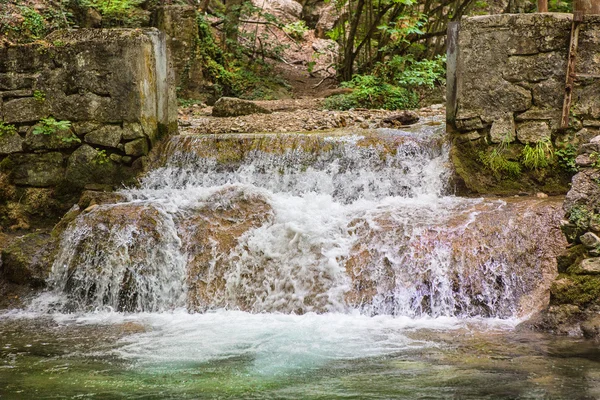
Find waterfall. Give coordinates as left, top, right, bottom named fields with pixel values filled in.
left=44, top=123, right=563, bottom=317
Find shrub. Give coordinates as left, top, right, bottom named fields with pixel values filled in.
left=324, top=75, right=419, bottom=110
left=555, top=144, right=578, bottom=173
left=33, top=117, right=71, bottom=135
left=0, top=122, right=17, bottom=137
left=478, top=134, right=521, bottom=178
left=283, top=20, right=308, bottom=40
left=374, top=54, right=446, bottom=89
left=521, top=137, right=553, bottom=170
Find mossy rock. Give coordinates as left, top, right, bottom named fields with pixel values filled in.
left=557, top=244, right=588, bottom=273
left=1, top=232, right=57, bottom=287
left=550, top=274, right=600, bottom=307
left=450, top=138, right=572, bottom=196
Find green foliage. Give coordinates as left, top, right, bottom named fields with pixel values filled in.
left=283, top=20, right=308, bottom=40
left=555, top=144, right=579, bottom=173
left=33, top=90, right=46, bottom=102
left=18, top=6, right=46, bottom=39
left=324, top=75, right=419, bottom=110
left=521, top=137, right=553, bottom=170
left=94, top=149, right=110, bottom=165
left=478, top=135, right=521, bottom=178
left=549, top=0, right=572, bottom=12
left=373, top=54, right=446, bottom=89
left=61, top=133, right=81, bottom=144
left=32, top=117, right=71, bottom=136
left=190, top=14, right=289, bottom=100
left=0, top=122, right=17, bottom=137
left=81, top=0, right=145, bottom=26
left=568, top=205, right=591, bottom=231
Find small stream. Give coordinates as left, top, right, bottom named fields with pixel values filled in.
left=2, top=118, right=594, bottom=399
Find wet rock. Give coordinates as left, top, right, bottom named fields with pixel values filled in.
left=382, top=111, right=419, bottom=126
left=212, top=97, right=272, bottom=118
left=181, top=187, right=274, bottom=312
left=77, top=190, right=126, bottom=209
left=1, top=232, right=57, bottom=287
left=55, top=203, right=182, bottom=312
left=52, top=205, right=81, bottom=237
left=344, top=199, right=565, bottom=317
left=580, top=315, right=600, bottom=339
left=518, top=305, right=583, bottom=335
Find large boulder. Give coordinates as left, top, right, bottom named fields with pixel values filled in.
left=212, top=97, right=272, bottom=117
left=1, top=232, right=57, bottom=287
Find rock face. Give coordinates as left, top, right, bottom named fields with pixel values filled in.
left=1, top=233, right=57, bottom=287
left=0, top=29, right=177, bottom=229
left=344, top=198, right=565, bottom=317
left=521, top=134, right=600, bottom=338
left=212, top=97, right=273, bottom=117
left=448, top=14, right=600, bottom=195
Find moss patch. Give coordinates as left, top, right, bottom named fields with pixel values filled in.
left=550, top=274, right=600, bottom=307
left=451, top=138, right=572, bottom=196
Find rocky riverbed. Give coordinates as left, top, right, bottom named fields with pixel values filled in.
left=178, top=99, right=445, bottom=134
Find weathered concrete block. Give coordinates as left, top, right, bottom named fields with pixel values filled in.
left=503, top=52, right=566, bottom=83
left=0, top=28, right=177, bottom=197
left=152, top=6, right=203, bottom=98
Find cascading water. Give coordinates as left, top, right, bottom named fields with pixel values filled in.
left=43, top=122, right=563, bottom=318
left=5, top=120, right=585, bottom=399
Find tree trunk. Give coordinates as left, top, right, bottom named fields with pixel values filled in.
left=341, top=0, right=366, bottom=81
left=224, top=0, right=244, bottom=53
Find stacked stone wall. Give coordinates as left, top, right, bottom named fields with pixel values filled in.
left=447, top=13, right=600, bottom=195
left=0, top=28, right=177, bottom=229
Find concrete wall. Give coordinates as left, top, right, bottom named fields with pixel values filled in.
left=152, top=6, right=207, bottom=100
left=447, top=13, right=600, bottom=195
left=0, top=28, right=177, bottom=229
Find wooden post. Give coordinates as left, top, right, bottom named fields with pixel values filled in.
left=538, top=0, right=548, bottom=12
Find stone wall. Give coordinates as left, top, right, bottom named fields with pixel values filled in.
left=0, top=28, right=177, bottom=229
left=152, top=6, right=211, bottom=101
left=447, top=13, right=600, bottom=195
